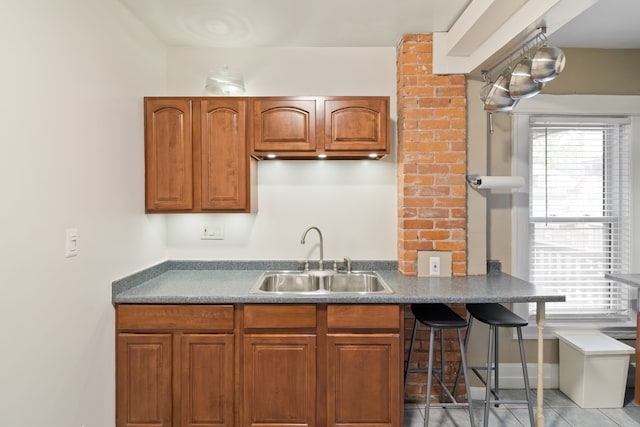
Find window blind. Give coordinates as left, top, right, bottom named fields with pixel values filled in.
left=527, top=116, right=632, bottom=320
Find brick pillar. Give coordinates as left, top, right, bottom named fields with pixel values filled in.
left=397, top=33, right=467, bottom=276
left=397, top=34, right=468, bottom=403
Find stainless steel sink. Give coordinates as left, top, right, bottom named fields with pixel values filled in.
left=255, top=272, right=321, bottom=293
left=325, top=272, right=390, bottom=293
left=251, top=271, right=393, bottom=295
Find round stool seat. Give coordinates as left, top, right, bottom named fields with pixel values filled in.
left=466, top=303, right=528, bottom=327
left=411, top=303, right=467, bottom=329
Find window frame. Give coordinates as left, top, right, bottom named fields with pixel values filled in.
left=511, top=95, right=640, bottom=339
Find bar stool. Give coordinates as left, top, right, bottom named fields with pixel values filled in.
left=404, top=303, right=476, bottom=427
left=454, top=303, right=535, bottom=427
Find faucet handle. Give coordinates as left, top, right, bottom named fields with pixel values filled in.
left=344, top=256, right=352, bottom=274
left=302, top=260, right=309, bottom=272
left=333, top=260, right=339, bottom=272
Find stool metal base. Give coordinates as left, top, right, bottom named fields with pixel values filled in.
left=404, top=304, right=476, bottom=427
left=454, top=309, right=535, bottom=427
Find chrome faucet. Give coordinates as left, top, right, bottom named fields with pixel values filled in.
left=300, top=226, right=324, bottom=270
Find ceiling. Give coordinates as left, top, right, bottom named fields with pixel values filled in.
left=121, top=0, right=640, bottom=72
left=120, top=0, right=472, bottom=48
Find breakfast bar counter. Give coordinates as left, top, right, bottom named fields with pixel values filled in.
left=113, top=261, right=565, bottom=427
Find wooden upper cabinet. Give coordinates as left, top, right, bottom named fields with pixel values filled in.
left=251, top=96, right=390, bottom=159
left=324, top=98, right=389, bottom=153
left=144, top=97, right=254, bottom=213
left=252, top=98, right=317, bottom=152
left=199, top=99, right=248, bottom=210
left=145, top=99, right=193, bottom=211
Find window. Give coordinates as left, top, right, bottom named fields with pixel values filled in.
left=512, top=104, right=638, bottom=336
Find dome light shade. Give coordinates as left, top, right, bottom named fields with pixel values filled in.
left=205, top=65, right=245, bottom=95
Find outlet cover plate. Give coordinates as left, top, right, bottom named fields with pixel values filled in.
left=417, top=251, right=452, bottom=277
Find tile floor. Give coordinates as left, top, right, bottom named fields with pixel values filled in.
left=404, top=388, right=640, bottom=426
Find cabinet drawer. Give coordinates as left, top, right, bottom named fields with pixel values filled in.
left=244, top=304, right=316, bottom=329
left=117, top=305, right=234, bottom=331
left=327, top=305, right=400, bottom=330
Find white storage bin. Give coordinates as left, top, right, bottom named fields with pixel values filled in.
left=557, top=331, right=634, bottom=408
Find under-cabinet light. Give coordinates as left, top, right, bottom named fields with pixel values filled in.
left=317, top=153, right=327, bottom=159
left=266, top=153, right=277, bottom=159
left=368, top=153, right=378, bottom=159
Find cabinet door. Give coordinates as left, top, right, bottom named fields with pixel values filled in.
left=253, top=99, right=317, bottom=152
left=324, top=98, right=388, bottom=152
left=116, top=333, right=173, bottom=427
left=180, top=334, right=235, bottom=427
left=200, top=99, right=248, bottom=210
left=243, top=334, right=316, bottom=427
left=145, top=99, right=193, bottom=211
left=326, top=333, right=401, bottom=427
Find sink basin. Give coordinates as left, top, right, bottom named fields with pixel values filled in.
left=256, top=272, right=321, bottom=293
left=251, top=271, right=393, bottom=294
left=325, top=273, right=391, bottom=293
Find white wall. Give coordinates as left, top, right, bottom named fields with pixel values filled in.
left=0, top=1, right=166, bottom=425
left=163, top=47, right=398, bottom=261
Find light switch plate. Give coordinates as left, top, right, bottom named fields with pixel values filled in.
left=65, top=228, right=78, bottom=257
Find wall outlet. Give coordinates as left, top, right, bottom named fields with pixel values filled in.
left=429, top=257, right=441, bottom=275
left=201, top=224, right=224, bottom=240
left=417, top=251, right=452, bottom=277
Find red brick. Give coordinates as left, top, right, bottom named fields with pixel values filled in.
left=434, top=152, right=465, bottom=164
left=399, top=207, right=418, bottom=218
left=436, top=86, right=466, bottom=97
left=452, top=252, right=467, bottom=262
left=434, top=219, right=466, bottom=230
left=401, top=163, right=418, bottom=174
left=448, top=75, right=466, bottom=85
left=418, top=97, right=453, bottom=108
left=399, top=229, right=419, bottom=240
left=401, top=86, right=435, bottom=97
left=402, top=219, right=436, bottom=229
left=435, top=241, right=466, bottom=251
left=404, top=240, right=436, bottom=251
left=404, top=197, right=435, bottom=208
left=435, top=130, right=466, bottom=141
left=451, top=207, right=466, bottom=218
left=415, top=208, right=450, bottom=219
left=418, top=119, right=453, bottom=130
left=417, top=164, right=449, bottom=174
left=435, top=197, right=465, bottom=207
left=404, top=175, right=435, bottom=185
left=434, top=174, right=466, bottom=185
left=418, top=230, right=450, bottom=240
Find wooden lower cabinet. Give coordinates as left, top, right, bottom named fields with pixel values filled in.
left=242, top=334, right=316, bottom=426
left=181, top=334, right=235, bottom=427
left=117, top=333, right=173, bottom=427
left=116, top=304, right=403, bottom=427
left=116, top=305, right=235, bottom=427
left=327, top=334, right=401, bottom=427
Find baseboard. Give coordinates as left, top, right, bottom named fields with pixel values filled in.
left=469, top=363, right=559, bottom=389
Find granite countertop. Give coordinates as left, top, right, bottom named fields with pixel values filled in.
left=112, top=260, right=565, bottom=305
